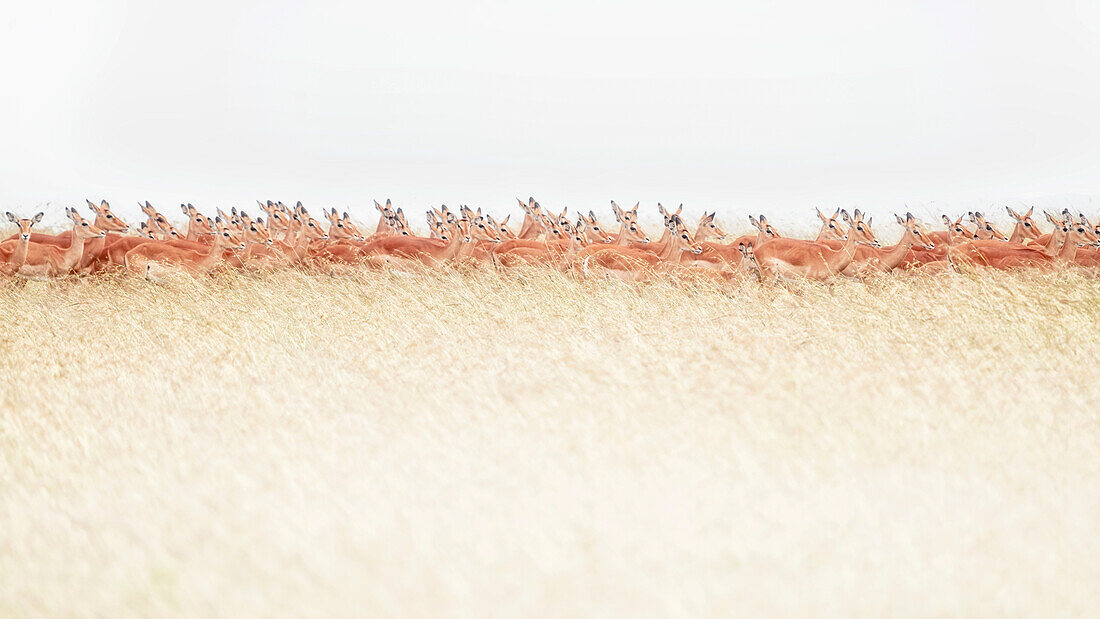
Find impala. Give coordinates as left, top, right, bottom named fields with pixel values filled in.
left=1006, top=206, right=1042, bottom=245
left=125, top=217, right=244, bottom=279
left=844, top=213, right=937, bottom=277
left=362, top=217, right=475, bottom=267
left=753, top=216, right=866, bottom=281
left=969, top=212, right=1009, bottom=241
left=580, top=214, right=703, bottom=281
left=1, top=212, right=44, bottom=275
left=1, top=208, right=105, bottom=278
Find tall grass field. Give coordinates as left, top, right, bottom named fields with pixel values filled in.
left=2, top=269, right=1098, bottom=616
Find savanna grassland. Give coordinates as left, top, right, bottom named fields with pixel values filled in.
left=1, top=268, right=1098, bottom=617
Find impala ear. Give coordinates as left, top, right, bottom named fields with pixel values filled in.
left=749, top=215, right=760, bottom=229
left=840, top=209, right=852, bottom=224
left=5, top=212, right=14, bottom=223
left=101, top=200, right=109, bottom=209
left=941, top=214, right=951, bottom=225
left=866, top=216, right=872, bottom=226
left=817, top=208, right=827, bottom=222
left=1025, top=206, right=1034, bottom=218
left=33, top=212, right=44, bottom=224
left=86, top=199, right=98, bottom=210
left=1006, top=206, right=1019, bottom=220
left=896, top=214, right=906, bottom=225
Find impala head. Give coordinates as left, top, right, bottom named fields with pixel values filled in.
left=243, top=216, right=273, bottom=246
left=610, top=201, right=641, bottom=225
left=453, top=217, right=473, bottom=243
left=468, top=209, right=502, bottom=243
left=426, top=212, right=448, bottom=238
left=895, top=213, right=936, bottom=250
left=1044, top=211, right=1067, bottom=236
left=941, top=214, right=977, bottom=240
left=566, top=218, right=588, bottom=247
left=1077, top=213, right=1100, bottom=245
left=540, top=215, right=567, bottom=240
left=737, top=242, right=760, bottom=276
left=259, top=200, right=290, bottom=235
left=611, top=202, right=649, bottom=243
left=181, top=204, right=215, bottom=236
left=67, top=207, right=106, bottom=239
left=969, top=211, right=1008, bottom=241
left=816, top=208, right=846, bottom=241
left=86, top=199, right=129, bottom=233
left=847, top=214, right=879, bottom=247
left=5, top=211, right=43, bottom=241
left=213, top=216, right=246, bottom=250
left=668, top=214, right=703, bottom=254
left=1005, top=206, right=1041, bottom=241
left=295, top=209, right=330, bottom=241
left=485, top=213, right=517, bottom=240
left=324, top=207, right=357, bottom=241
left=1068, top=216, right=1091, bottom=247
left=696, top=211, right=726, bottom=242
left=749, top=214, right=781, bottom=239
left=137, top=222, right=158, bottom=239
left=155, top=215, right=182, bottom=239
left=579, top=210, right=614, bottom=243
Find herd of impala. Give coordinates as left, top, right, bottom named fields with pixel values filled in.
left=2, top=198, right=1099, bottom=283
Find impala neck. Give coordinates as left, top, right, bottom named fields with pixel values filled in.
left=518, top=211, right=539, bottom=240
left=1057, top=230, right=1081, bottom=262
left=615, top=220, right=635, bottom=246
left=880, top=234, right=918, bottom=271
left=9, top=236, right=30, bottom=269
left=1008, top=222, right=1034, bottom=244
left=657, top=233, right=692, bottom=264
left=62, top=232, right=91, bottom=271
left=825, top=230, right=860, bottom=274
left=656, top=223, right=671, bottom=245
left=198, top=239, right=229, bottom=271
left=1034, top=226, right=1064, bottom=257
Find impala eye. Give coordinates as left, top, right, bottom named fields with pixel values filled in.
left=106, top=214, right=113, bottom=219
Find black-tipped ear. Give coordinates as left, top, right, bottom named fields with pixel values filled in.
left=906, top=212, right=914, bottom=221
left=896, top=214, right=906, bottom=225
left=33, top=212, right=44, bottom=223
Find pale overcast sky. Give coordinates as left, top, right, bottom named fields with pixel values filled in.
left=3, top=0, right=1100, bottom=228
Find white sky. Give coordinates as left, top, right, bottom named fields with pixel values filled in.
left=3, top=0, right=1100, bottom=230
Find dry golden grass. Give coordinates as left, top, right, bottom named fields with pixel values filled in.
left=1, top=268, right=1098, bottom=617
